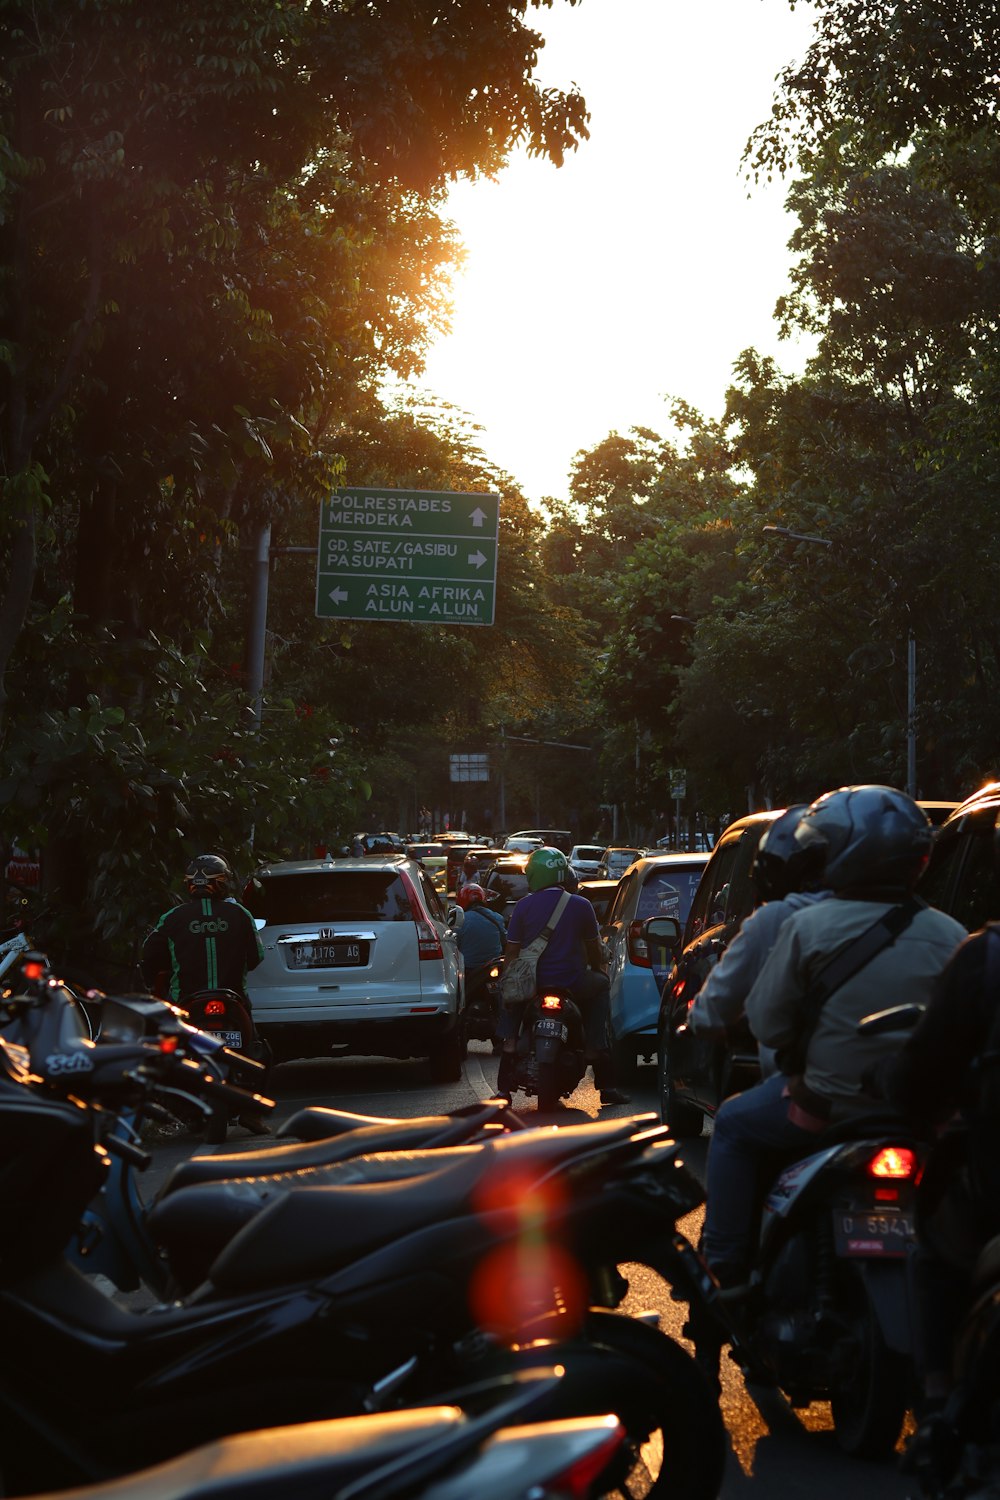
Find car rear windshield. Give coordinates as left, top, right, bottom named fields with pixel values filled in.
left=637, top=866, right=704, bottom=925
left=244, top=872, right=414, bottom=924
left=486, top=867, right=530, bottom=904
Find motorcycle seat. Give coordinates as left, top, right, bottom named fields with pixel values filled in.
left=159, top=1116, right=469, bottom=1196
left=201, top=1114, right=663, bottom=1295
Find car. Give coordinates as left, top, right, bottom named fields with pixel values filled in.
left=242, top=854, right=466, bottom=1081
left=481, top=854, right=533, bottom=922
left=657, top=794, right=963, bottom=1139
left=501, top=835, right=544, bottom=854
left=919, top=783, right=1000, bottom=928
left=600, top=850, right=710, bottom=1077
left=656, top=811, right=781, bottom=1136
left=578, top=877, right=620, bottom=925
left=596, top=847, right=645, bottom=881
left=445, top=843, right=502, bottom=895
left=406, top=841, right=448, bottom=880
left=506, top=828, right=574, bottom=855
left=568, top=844, right=606, bottom=878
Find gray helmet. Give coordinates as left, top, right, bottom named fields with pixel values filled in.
left=185, top=853, right=232, bottom=897
left=794, top=786, right=932, bottom=893
left=750, top=805, right=827, bottom=901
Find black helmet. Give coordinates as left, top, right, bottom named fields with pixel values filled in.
left=750, top=805, right=827, bottom=902
left=185, top=854, right=232, bottom=897
left=794, top=786, right=932, bottom=893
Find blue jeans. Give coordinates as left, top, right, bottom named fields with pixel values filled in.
left=702, top=1072, right=818, bottom=1274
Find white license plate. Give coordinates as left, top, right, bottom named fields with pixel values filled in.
left=833, top=1207, right=915, bottom=1257
left=215, top=1029, right=243, bottom=1048
left=290, top=942, right=364, bottom=968
left=535, top=1018, right=567, bottom=1039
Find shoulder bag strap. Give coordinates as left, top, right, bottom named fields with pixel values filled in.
left=793, top=896, right=925, bottom=1051
left=525, top=890, right=573, bottom=955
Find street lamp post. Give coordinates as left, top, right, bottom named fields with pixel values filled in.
left=762, top=525, right=917, bottom=798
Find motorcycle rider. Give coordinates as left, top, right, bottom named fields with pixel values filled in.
left=868, top=816, right=1000, bottom=1458
left=456, top=883, right=507, bottom=1012
left=686, top=805, right=832, bottom=1076
left=455, top=851, right=481, bottom=897
left=701, top=785, right=966, bottom=1289
left=500, top=845, right=629, bottom=1106
left=141, top=854, right=270, bottom=1135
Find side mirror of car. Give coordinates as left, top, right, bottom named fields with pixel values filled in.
left=643, top=915, right=682, bottom=954
left=447, top=905, right=464, bottom=931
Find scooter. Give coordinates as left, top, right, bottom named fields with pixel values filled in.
left=19, top=1369, right=629, bottom=1500
left=0, top=986, right=725, bottom=1499
left=689, top=1093, right=922, bottom=1458
left=496, top=987, right=588, bottom=1112
left=1, top=957, right=525, bottom=1297
left=180, top=987, right=273, bottom=1142
left=462, top=958, right=504, bottom=1047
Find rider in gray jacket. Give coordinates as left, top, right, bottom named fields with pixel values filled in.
left=687, top=805, right=831, bottom=1076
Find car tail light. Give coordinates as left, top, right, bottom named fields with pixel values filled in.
left=867, top=1145, right=917, bottom=1180
left=203, top=999, right=226, bottom=1016
left=626, top=920, right=651, bottom=967
left=399, top=871, right=444, bottom=960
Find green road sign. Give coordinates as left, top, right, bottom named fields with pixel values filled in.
left=316, top=487, right=500, bottom=625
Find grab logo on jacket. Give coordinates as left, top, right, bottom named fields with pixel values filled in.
left=188, top=917, right=230, bottom=935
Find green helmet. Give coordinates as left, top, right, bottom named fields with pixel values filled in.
left=525, top=845, right=569, bottom=892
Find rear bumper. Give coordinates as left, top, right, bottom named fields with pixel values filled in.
left=257, top=1011, right=460, bottom=1062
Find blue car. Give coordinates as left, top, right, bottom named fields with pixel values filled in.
left=600, top=852, right=710, bottom=1075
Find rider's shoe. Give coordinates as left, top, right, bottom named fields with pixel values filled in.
left=599, top=1086, right=631, bottom=1106
left=238, top=1113, right=272, bottom=1136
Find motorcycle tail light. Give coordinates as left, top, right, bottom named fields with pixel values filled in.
left=159, top=1034, right=179, bottom=1054
left=204, top=999, right=226, bottom=1016
left=489, top=964, right=501, bottom=979
left=541, top=994, right=564, bottom=1011
left=867, top=1145, right=916, bottom=1180
left=626, top=920, right=651, bottom=967
left=22, top=960, right=45, bottom=982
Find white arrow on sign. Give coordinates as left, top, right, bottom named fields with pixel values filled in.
left=470, top=506, right=487, bottom=528
left=468, top=550, right=487, bottom=568
left=329, top=587, right=349, bottom=604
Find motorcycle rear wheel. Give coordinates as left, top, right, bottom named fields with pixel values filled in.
left=455, top=1308, right=725, bottom=1500
left=829, top=1265, right=910, bottom=1459
left=537, top=1058, right=560, bottom=1112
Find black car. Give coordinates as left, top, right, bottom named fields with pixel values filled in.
left=919, top=782, right=1000, bottom=929
left=481, top=855, right=532, bottom=922
left=656, top=811, right=780, bottom=1137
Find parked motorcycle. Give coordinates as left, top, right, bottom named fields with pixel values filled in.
left=11, top=1368, right=631, bottom=1500
left=0, top=976, right=725, bottom=1498
left=496, top=987, right=588, bottom=1112
left=689, top=1103, right=922, bottom=1459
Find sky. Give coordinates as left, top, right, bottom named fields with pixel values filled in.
left=413, top=0, right=819, bottom=504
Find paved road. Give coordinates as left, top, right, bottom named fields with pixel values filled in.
left=138, top=1043, right=915, bottom=1499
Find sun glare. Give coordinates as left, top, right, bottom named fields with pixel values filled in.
left=416, top=0, right=818, bottom=503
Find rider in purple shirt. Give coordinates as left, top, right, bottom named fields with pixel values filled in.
left=501, top=847, right=629, bottom=1105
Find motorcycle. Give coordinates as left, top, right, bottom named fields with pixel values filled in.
left=20, top=1369, right=629, bottom=1500
left=180, top=987, right=273, bottom=1142
left=0, top=979, right=726, bottom=1499
left=689, top=1092, right=922, bottom=1458
left=2, top=956, right=524, bottom=1298
left=496, top=986, right=588, bottom=1112
left=462, top=958, right=504, bottom=1047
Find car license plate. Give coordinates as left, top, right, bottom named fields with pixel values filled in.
left=290, top=942, right=364, bottom=969
left=535, top=1018, right=567, bottom=1039
left=833, top=1206, right=915, bottom=1257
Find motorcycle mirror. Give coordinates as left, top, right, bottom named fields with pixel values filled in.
left=857, top=1002, right=923, bottom=1036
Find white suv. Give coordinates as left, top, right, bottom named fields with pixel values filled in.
left=242, top=855, right=465, bottom=1080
